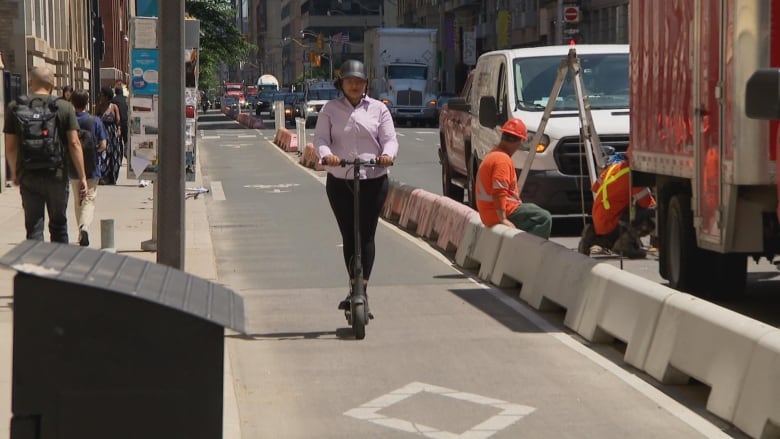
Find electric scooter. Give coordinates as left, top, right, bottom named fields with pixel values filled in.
left=323, top=157, right=386, bottom=340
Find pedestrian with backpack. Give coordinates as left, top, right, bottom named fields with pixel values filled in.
left=69, top=89, right=107, bottom=246
left=3, top=66, right=88, bottom=243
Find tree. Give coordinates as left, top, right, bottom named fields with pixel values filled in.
left=185, top=0, right=253, bottom=92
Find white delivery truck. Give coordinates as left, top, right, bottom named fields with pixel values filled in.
left=257, top=74, right=279, bottom=92
left=363, top=27, right=439, bottom=126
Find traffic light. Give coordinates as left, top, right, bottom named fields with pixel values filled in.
left=317, top=33, right=324, bottom=50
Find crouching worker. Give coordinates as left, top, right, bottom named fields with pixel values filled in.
left=579, top=152, right=656, bottom=258
left=475, top=119, right=552, bottom=239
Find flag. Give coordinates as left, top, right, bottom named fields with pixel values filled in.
left=331, top=32, right=343, bottom=43
left=342, top=32, right=350, bottom=42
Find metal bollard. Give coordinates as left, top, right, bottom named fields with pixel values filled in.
left=101, top=219, right=116, bottom=253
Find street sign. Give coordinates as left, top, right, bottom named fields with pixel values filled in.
left=564, top=6, right=580, bottom=23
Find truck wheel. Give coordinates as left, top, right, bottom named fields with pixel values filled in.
left=664, top=194, right=745, bottom=297
left=467, top=157, right=479, bottom=209
left=665, top=194, right=706, bottom=292
left=441, top=152, right=464, bottom=202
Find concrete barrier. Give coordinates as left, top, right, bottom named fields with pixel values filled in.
left=299, top=143, right=323, bottom=171
left=399, top=189, right=440, bottom=234
left=455, top=215, right=484, bottom=269
left=383, top=182, right=415, bottom=222
left=454, top=220, right=519, bottom=281
left=644, top=294, right=776, bottom=422
left=429, top=198, right=477, bottom=253
left=733, top=330, right=780, bottom=439
left=273, top=128, right=294, bottom=151
left=517, top=241, right=596, bottom=328
left=489, top=230, right=548, bottom=288
left=416, top=194, right=446, bottom=239
left=576, top=264, right=675, bottom=368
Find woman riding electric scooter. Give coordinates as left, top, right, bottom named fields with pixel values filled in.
left=316, top=60, right=398, bottom=336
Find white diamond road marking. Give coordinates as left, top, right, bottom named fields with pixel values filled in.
left=344, top=382, right=535, bottom=438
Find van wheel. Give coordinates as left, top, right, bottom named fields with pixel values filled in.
left=441, top=152, right=464, bottom=202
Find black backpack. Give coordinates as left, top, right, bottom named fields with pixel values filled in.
left=14, top=95, right=65, bottom=171
left=69, top=116, right=97, bottom=177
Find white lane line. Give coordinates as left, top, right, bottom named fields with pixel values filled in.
left=262, top=136, right=732, bottom=437
left=415, top=138, right=424, bottom=142
left=222, top=344, right=241, bottom=439
left=414, top=131, right=437, bottom=135
left=202, top=135, right=220, bottom=139
left=396, top=132, right=406, bottom=137
left=238, top=135, right=256, bottom=138
left=210, top=180, right=226, bottom=201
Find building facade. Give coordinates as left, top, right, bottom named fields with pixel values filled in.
left=0, top=0, right=94, bottom=96
left=99, top=0, right=131, bottom=88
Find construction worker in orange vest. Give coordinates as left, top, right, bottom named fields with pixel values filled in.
left=578, top=152, right=656, bottom=258
left=475, top=118, right=552, bottom=239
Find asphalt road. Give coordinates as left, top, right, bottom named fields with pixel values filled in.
left=195, top=111, right=744, bottom=438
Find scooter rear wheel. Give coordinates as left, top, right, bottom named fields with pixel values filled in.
left=352, top=303, right=366, bottom=340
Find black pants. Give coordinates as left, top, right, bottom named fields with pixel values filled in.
left=326, top=174, right=389, bottom=281
left=20, top=170, right=69, bottom=243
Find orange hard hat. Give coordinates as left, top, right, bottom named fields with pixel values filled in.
left=501, top=118, right=528, bottom=140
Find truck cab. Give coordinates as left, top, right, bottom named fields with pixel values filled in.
left=466, top=45, right=630, bottom=216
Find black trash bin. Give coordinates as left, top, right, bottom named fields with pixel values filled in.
left=0, top=240, right=245, bottom=439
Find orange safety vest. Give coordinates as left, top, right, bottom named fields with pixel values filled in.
left=591, top=161, right=655, bottom=235
left=475, top=148, right=521, bottom=227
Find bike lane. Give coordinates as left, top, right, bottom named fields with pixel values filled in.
left=196, top=123, right=734, bottom=438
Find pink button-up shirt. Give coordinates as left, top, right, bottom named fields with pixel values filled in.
left=315, top=95, right=398, bottom=180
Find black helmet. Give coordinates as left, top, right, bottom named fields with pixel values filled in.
left=339, top=59, right=366, bottom=80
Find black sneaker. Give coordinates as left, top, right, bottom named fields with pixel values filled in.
left=79, top=230, right=89, bottom=247
left=337, top=296, right=350, bottom=310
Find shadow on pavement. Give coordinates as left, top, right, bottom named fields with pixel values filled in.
left=448, top=287, right=547, bottom=334
left=226, top=329, right=360, bottom=340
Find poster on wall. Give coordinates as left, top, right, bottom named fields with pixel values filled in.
left=128, top=95, right=159, bottom=180
left=131, top=49, right=160, bottom=96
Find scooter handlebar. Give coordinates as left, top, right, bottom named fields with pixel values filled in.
left=320, top=157, right=392, bottom=167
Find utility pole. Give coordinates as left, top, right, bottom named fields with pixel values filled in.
left=557, top=0, right=564, bottom=45
left=158, top=0, right=185, bottom=269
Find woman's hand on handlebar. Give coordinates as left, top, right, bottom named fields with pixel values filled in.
left=321, top=154, right=341, bottom=166
left=377, top=154, right=394, bottom=167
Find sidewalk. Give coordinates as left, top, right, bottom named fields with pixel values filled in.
left=0, top=160, right=225, bottom=437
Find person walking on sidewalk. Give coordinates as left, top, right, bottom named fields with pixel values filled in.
left=112, top=85, right=129, bottom=157
left=475, top=118, right=552, bottom=239
left=3, top=65, right=88, bottom=243
left=316, top=59, right=398, bottom=313
left=70, top=89, right=108, bottom=247
left=95, top=86, right=122, bottom=185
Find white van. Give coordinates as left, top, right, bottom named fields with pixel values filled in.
left=468, top=44, right=629, bottom=216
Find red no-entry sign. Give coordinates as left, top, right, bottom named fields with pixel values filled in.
left=564, top=6, right=579, bottom=23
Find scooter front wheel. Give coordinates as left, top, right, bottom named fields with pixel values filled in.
left=352, top=303, right=366, bottom=340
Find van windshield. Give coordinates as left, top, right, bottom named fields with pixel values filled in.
left=513, top=53, right=629, bottom=111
